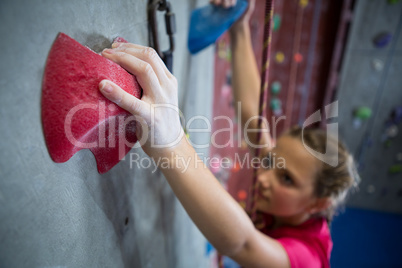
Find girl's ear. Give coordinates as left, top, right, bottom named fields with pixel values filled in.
left=308, top=197, right=331, bottom=214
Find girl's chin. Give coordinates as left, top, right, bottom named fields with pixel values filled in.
left=256, top=202, right=272, bottom=214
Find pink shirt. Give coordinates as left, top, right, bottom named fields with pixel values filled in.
left=263, top=216, right=333, bottom=268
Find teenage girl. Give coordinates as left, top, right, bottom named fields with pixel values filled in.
left=97, top=0, right=359, bottom=266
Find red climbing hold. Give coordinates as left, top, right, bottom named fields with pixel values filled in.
left=42, top=33, right=142, bottom=173
left=294, top=53, right=303, bottom=63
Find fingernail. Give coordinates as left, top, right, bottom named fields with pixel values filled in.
left=112, top=42, right=121, bottom=48
left=100, top=81, right=113, bottom=93
left=102, top=48, right=114, bottom=54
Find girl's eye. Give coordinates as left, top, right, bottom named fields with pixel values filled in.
left=281, top=174, right=293, bottom=185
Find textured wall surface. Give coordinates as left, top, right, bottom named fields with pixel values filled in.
left=337, top=0, right=402, bottom=213
left=0, top=0, right=214, bottom=267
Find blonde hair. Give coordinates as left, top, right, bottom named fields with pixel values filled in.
left=286, top=126, right=360, bottom=220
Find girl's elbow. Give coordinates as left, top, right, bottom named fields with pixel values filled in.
left=216, top=238, right=247, bottom=257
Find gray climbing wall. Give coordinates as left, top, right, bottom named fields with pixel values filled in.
left=0, top=0, right=215, bottom=267
left=337, top=0, right=402, bottom=214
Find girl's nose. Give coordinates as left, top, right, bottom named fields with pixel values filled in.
left=257, top=171, right=271, bottom=189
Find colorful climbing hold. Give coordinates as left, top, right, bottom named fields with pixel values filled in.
left=226, top=49, right=232, bottom=62
left=354, top=106, right=372, bottom=120
left=205, top=242, right=214, bottom=256
left=218, top=39, right=230, bottom=61
left=367, top=185, right=376, bottom=194
left=271, top=81, right=281, bottom=95
left=294, top=53, right=303, bottom=63
left=275, top=52, right=285, bottom=63
left=386, top=125, right=399, bottom=138
left=373, top=32, right=392, bottom=48
left=391, top=106, right=402, bottom=124
left=299, top=0, right=308, bottom=8
left=238, top=201, right=246, bottom=209
left=385, top=140, right=392, bottom=148
left=237, top=190, right=248, bottom=200
left=232, top=161, right=241, bottom=172
left=389, top=164, right=402, bottom=174
left=221, top=84, right=231, bottom=98
left=226, top=71, right=232, bottom=85
left=353, top=118, right=362, bottom=129
left=270, top=98, right=282, bottom=111
left=210, top=155, right=222, bottom=174
left=273, top=14, right=281, bottom=31
left=372, top=59, right=384, bottom=71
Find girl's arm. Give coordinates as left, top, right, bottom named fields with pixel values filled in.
left=98, top=43, right=290, bottom=267
left=228, top=0, right=273, bottom=157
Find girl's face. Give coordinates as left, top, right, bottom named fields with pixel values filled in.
left=256, top=135, right=322, bottom=220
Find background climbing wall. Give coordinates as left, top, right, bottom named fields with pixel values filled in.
left=330, top=2, right=402, bottom=267
left=209, top=0, right=402, bottom=267
left=210, top=0, right=349, bottom=212
left=337, top=0, right=402, bottom=214
left=0, top=0, right=215, bottom=267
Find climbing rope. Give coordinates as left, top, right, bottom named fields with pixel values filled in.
left=218, top=1, right=273, bottom=267
left=249, top=0, right=274, bottom=225
left=284, top=1, right=304, bottom=130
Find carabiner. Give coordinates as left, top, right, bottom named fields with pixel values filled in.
left=147, top=0, right=176, bottom=72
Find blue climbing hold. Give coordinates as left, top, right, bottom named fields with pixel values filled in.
left=373, top=32, right=392, bottom=48
left=188, top=0, right=248, bottom=54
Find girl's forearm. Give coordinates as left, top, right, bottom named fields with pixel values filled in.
left=155, top=138, right=255, bottom=256
left=230, top=25, right=261, bottom=136
left=230, top=25, right=272, bottom=154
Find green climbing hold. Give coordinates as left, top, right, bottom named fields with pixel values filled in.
left=385, top=140, right=392, bottom=148
left=270, top=98, right=281, bottom=110
left=271, top=81, right=281, bottom=95
left=354, top=106, right=372, bottom=120
left=389, top=164, right=402, bottom=174
left=273, top=14, right=281, bottom=32
left=388, top=0, right=400, bottom=4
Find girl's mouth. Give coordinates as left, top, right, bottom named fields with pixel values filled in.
left=257, top=188, right=269, bottom=201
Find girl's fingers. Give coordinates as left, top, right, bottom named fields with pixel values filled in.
left=223, top=0, right=231, bottom=8
left=211, top=0, right=222, bottom=5
left=99, top=80, right=148, bottom=117
left=112, top=43, right=173, bottom=81
left=212, top=0, right=236, bottom=8
left=101, top=49, right=160, bottom=98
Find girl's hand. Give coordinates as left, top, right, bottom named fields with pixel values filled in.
left=210, top=0, right=256, bottom=33
left=209, top=0, right=237, bottom=8
left=98, top=43, right=184, bottom=158
left=231, top=0, right=255, bottom=32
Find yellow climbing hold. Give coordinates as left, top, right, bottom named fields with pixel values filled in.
left=300, top=0, right=308, bottom=8
left=275, top=52, right=285, bottom=63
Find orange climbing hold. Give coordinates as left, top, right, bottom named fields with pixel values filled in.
left=237, top=190, right=248, bottom=200
left=232, top=161, right=241, bottom=172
